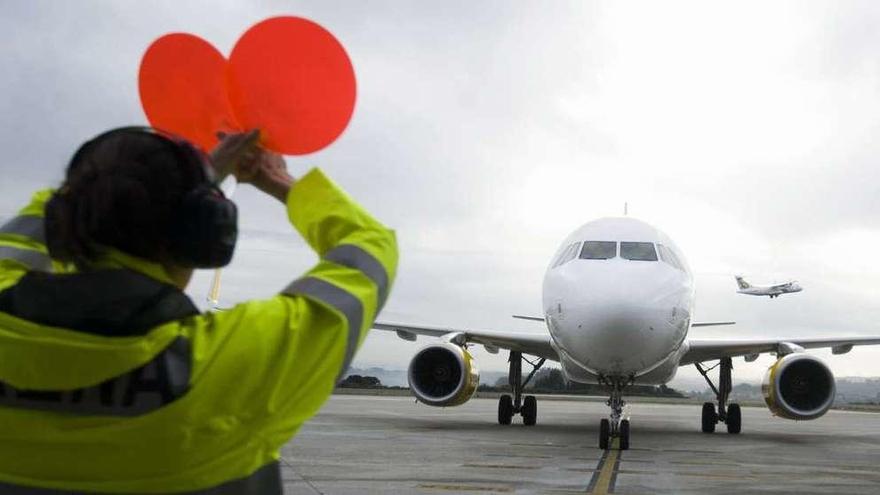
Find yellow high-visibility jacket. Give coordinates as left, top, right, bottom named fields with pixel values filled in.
left=0, top=169, right=397, bottom=493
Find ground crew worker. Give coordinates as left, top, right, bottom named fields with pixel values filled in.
left=0, top=126, right=397, bottom=493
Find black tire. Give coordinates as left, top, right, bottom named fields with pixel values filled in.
left=599, top=418, right=610, bottom=450
left=619, top=419, right=630, bottom=450
left=701, top=402, right=717, bottom=433
left=522, top=395, right=537, bottom=426
left=727, top=403, right=742, bottom=434
left=498, top=395, right=513, bottom=425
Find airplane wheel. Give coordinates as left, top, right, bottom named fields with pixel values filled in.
left=599, top=418, right=610, bottom=449
left=522, top=395, right=537, bottom=426
left=701, top=402, right=717, bottom=433
left=498, top=395, right=513, bottom=425
left=727, top=403, right=742, bottom=434
left=619, top=419, right=630, bottom=450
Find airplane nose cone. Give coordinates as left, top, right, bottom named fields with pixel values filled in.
left=584, top=303, right=653, bottom=347
left=549, top=271, right=690, bottom=376
left=580, top=301, right=671, bottom=374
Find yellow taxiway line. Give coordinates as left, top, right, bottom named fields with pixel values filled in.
left=587, top=438, right=620, bottom=494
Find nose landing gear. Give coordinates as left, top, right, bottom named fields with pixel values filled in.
left=598, top=376, right=631, bottom=450
left=497, top=351, right=545, bottom=426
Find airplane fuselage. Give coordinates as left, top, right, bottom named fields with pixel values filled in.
left=737, top=286, right=802, bottom=297
left=735, top=275, right=802, bottom=298
left=542, top=218, right=694, bottom=385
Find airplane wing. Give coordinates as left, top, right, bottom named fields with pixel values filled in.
left=512, top=315, right=546, bottom=322
left=513, top=315, right=735, bottom=328
left=373, top=321, right=559, bottom=361
left=681, top=336, right=880, bottom=365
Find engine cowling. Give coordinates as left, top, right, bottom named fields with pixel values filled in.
left=407, top=343, right=480, bottom=407
left=762, top=353, right=835, bottom=420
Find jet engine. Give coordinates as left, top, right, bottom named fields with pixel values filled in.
left=762, top=353, right=835, bottom=420
left=407, top=343, right=480, bottom=407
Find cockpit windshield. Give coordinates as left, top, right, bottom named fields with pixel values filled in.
left=579, top=241, right=617, bottom=260
left=620, top=242, right=658, bottom=261
left=552, top=242, right=581, bottom=268
left=657, top=244, right=684, bottom=271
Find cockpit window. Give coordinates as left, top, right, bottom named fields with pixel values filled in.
left=657, top=244, right=684, bottom=271
left=579, top=241, right=617, bottom=260
left=553, top=242, right=581, bottom=268
left=620, top=242, right=658, bottom=261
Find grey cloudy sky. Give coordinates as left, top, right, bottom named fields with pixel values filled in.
left=2, top=1, right=880, bottom=387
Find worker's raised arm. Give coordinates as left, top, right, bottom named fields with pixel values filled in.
left=190, top=165, right=397, bottom=433
left=288, top=168, right=396, bottom=304
left=283, top=167, right=397, bottom=368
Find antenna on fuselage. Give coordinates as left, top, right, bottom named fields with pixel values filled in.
left=624, top=202, right=628, bottom=216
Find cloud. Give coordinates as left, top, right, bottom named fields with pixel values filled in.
left=2, top=1, right=879, bottom=383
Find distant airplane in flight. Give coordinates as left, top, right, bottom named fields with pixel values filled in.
left=735, top=276, right=802, bottom=299
left=375, top=218, right=879, bottom=450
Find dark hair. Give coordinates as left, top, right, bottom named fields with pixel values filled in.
left=45, top=128, right=206, bottom=265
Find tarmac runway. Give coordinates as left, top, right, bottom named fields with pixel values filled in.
left=280, top=394, right=880, bottom=494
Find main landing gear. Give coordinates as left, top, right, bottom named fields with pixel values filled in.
left=695, top=357, right=742, bottom=434
left=498, top=351, right=545, bottom=426
left=598, top=376, right=632, bottom=450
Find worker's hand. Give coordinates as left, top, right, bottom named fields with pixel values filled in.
left=236, top=149, right=295, bottom=204
left=209, top=130, right=261, bottom=181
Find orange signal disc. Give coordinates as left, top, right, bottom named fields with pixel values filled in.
left=138, top=33, right=240, bottom=151
left=227, top=17, right=357, bottom=155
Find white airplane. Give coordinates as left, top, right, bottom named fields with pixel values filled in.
left=736, top=275, right=802, bottom=299
left=375, top=217, right=880, bottom=450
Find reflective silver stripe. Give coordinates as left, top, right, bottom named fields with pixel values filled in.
left=0, top=460, right=281, bottom=494
left=284, top=277, right=363, bottom=380
left=325, top=244, right=390, bottom=310
left=0, top=246, right=52, bottom=271
left=0, top=215, right=45, bottom=244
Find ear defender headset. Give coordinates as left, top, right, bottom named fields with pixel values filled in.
left=64, top=126, right=238, bottom=269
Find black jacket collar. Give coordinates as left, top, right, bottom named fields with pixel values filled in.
left=0, top=269, right=199, bottom=336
